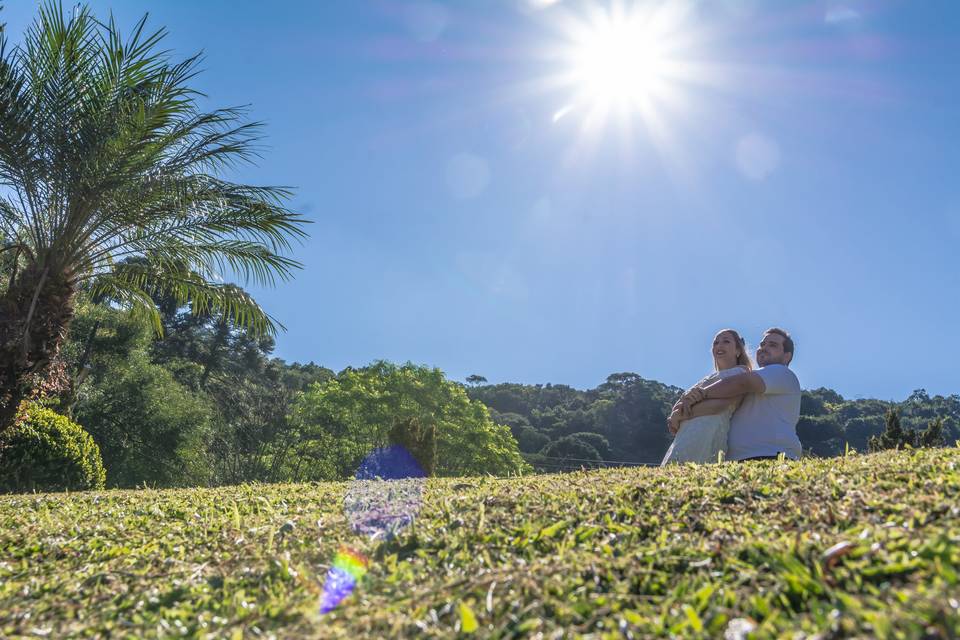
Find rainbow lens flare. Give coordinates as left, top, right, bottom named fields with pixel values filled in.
left=319, top=546, right=369, bottom=614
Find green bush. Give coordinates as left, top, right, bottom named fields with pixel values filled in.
left=0, top=405, right=106, bottom=493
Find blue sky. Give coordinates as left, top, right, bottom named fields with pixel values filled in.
left=4, top=1, right=960, bottom=400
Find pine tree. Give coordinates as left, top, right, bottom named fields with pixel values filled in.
left=918, top=418, right=946, bottom=448
left=868, top=408, right=916, bottom=452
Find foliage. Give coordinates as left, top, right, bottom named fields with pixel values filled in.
left=796, top=415, right=844, bottom=443
left=869, top=409, right=915, bottom=452
left=567, top=431, right=611, bottom=458
left=0, top=403, right=105, bottom=492
left=1, top=449, right=958, bottom=637
left=45, top=297, right=960, bottom=489
left=148, top=293, right=334, bottom=484
left=513, top=425, right=550, bottom=454
left=918, top=418, right=946, bottom=448
left=50, top=296, right=960, bottom=486
left=540, top=434, right=601, bottom=462
left=52, top=296, right=336, bottom=487
left=73, top=353, right=215, bottom=488
left=842, top=415, right=886, bottom=452
left=284, top=361, right=529, bottom=481
left=469, top=373, right=680, bottom=464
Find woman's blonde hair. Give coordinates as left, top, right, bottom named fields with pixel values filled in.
left=713, top=328, right=753, bottom=372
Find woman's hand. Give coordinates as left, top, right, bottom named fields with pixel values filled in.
left=674, top=395, right=695, bottom=418
left=667, top=410, right=683, bottom=435
left=682, top=387, right=706, bottom=407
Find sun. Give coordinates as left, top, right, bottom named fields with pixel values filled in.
left=546, top=1, right=703, bottom=139
left=571, top=14, right=671, bottom=108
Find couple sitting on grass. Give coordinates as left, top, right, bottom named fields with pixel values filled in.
left=661, top=327, right=802, bottom=465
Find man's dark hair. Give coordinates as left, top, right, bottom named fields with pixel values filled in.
left=764, top=327, right=794, bottom=355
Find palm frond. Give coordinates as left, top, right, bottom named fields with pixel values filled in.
left=88, top=259, right=283, bottom=337
left=0, top=2, right=309, bottom=336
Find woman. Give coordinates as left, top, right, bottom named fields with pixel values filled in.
left=660, top=329, right=753, bottom=465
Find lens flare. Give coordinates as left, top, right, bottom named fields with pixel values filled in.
left=319, top=546, right=369, bottom=614
left=319, top=444, right=427, bottom=616
left=345, top=444, right=426, bottom=539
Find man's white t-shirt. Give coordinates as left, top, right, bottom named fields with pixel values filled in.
left=727, top=364, right=802, bottom=460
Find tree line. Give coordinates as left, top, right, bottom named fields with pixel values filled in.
left=4, top=288, right=956, bottom=490
left=4, top=296, right=526, bottom=489
left=467, top=376, right=959, bottom=471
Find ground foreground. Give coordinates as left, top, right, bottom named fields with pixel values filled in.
left=1, top=449, right=959, bottom=639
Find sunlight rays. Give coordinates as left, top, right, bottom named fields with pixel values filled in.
left=530, top=0, right=719, bottom=177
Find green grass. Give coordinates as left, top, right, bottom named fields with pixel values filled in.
left=2, top=449, right=959, bottom=638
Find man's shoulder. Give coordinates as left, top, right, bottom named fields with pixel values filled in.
left=755, top=364, right=801, bottom=392
left=757, top=364, right=797, bottom=376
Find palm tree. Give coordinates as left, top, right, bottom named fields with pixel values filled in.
left=0, top=3, right=308, bottom=432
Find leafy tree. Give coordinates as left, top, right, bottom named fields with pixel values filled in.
left=205, top=372, right=298, bottom=485
left=55, top=297, right=154, bottom=417
left=590, top=376, right=677, bottom=463
left=465, top=374, right=487, bottom=386
left=805, top=387, right=844, bottom=406
left=283, top=362, right=529, bottom=481
left=0, top=2, right=307, bottom=433
left=469, top=374, right=681, bottom=465
left=598, top=372, right=643, bottom=392
left=800, top=392, right=827, bottom=417
left=804, top=438, right=846, bottom=459
left=73, top=353, right=215, bottom=488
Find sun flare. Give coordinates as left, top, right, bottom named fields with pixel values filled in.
left=546, top=1, right=704, bottom=144
left=571, top=15, right=670, bottom=107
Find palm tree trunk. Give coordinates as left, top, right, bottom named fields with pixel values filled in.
left=0, top=265, right=76, bottom=434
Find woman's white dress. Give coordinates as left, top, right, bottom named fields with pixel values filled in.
left=660, top=366, right=745, bottom=465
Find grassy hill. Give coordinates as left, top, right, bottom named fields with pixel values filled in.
left=2, top=449, right=959, bottom=638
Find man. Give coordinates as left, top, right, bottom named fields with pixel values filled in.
left=679, top=328, right=802, bottom=461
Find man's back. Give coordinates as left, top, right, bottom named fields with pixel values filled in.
left=728, top=364, right=802, bottom=460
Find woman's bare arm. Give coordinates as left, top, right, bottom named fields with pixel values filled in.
left=684, top=397, right=741, bottom=419
left=678, top=372, right=764, bottom=416
left=668, top=396, right=742, bottom=434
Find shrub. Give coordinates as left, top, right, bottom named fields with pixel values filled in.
left=0, top=405, right=106, bottom=493
left=568, top=432, right=611, bottom=458
left=540, top=435, right=601, bottom=462
left=514, top=426, right=550, bottom=454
